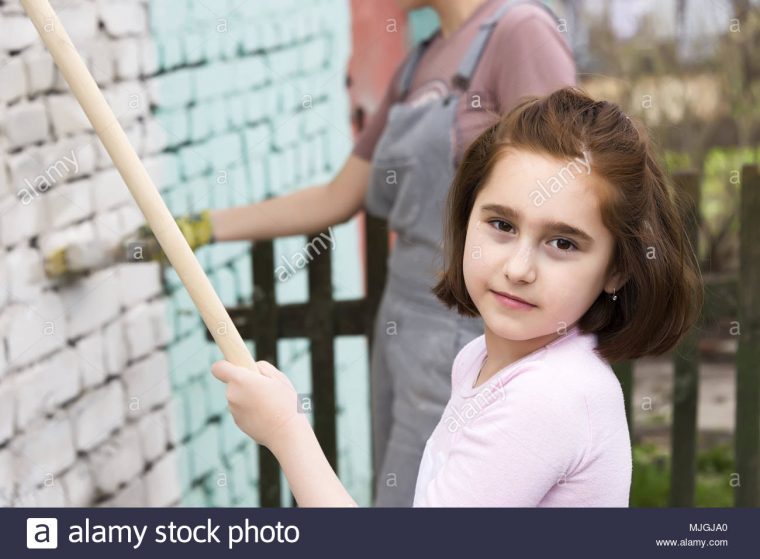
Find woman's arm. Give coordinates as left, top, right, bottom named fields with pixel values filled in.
left=211, top=359, right=358, bottom=507
left=210, top=154, right=372, bottom=241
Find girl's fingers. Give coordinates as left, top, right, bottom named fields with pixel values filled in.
left=255, top=360, right=280, bottom=379
left=211, top=360, right=245, bottom=384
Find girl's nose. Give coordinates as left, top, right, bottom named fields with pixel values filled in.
left=502, top=241, right=537, bottom=284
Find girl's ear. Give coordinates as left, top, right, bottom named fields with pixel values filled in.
left=604, top=268, right=628, bottom=294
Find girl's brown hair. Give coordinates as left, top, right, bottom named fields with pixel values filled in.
left=433, top=86, right=703, bottom=363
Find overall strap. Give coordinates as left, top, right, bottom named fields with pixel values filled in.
left=452, top=0, right=564, bottom=91
left=397, top=31, right=439, bottom=100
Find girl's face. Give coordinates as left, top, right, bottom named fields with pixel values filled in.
left=463, top=149, right=621, bottom=342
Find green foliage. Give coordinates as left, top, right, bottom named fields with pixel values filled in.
left=630, top=442, right=736, bottom=507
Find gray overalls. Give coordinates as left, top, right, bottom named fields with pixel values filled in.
left=364, top=0, right=558, bottom=507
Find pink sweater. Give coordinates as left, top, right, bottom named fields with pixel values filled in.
left=413, top=325, right=632, bottom=507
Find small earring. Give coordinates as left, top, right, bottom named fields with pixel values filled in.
left=611, top=288, right=618, bottom=301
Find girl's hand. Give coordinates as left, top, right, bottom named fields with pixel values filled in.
left=211, top=359, right=307, bottom=451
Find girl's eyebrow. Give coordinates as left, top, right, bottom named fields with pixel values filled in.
left=479, top=203, right=595, bottom=244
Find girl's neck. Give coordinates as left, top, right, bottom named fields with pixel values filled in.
left=430, top=0, right=489, bottom=39
left=475, top=325, right=567, bottom=388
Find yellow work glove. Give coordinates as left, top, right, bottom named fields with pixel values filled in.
left=132, top=209, right=215, bottom=262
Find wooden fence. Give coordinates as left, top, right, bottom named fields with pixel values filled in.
left=211, top=165, right=760, bottom=507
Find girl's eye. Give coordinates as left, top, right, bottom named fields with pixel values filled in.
left=487, top=219, right=514, bottom=233
left=549, top=238, right=577, bottom=252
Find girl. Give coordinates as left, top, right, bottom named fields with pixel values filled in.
left=211, top=87, right=703, bottom=507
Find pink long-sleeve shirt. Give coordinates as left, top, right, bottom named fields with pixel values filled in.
left=413, top=325, right=632, bottom=507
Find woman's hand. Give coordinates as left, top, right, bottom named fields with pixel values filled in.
left=210, top=359, right=308, bottom=451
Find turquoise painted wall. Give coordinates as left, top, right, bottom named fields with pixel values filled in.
left=148, top=0, right=371, bottom=507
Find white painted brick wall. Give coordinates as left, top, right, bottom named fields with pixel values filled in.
left=45, top=178, right=94, bottom=228
left=0, top=379, right=14, bottom=444
left=61, top=461, right=96, bottom=507
left=46, top=94, right=92, bottom=137
left=60, top=269, right=121, bottom=338
left=12, top=414, right=76, bottom=485
left=0, top=55, right=26, bottom=103
left=92, top=167, right=133, bottom=212
left=103, top=317, right=128, bottom=374
left=2, top=292, right=66, bottom=369
left=14, top=348, right=80, bottom=430
left=99, top=0, right=148, bottom=38
left=122, top=351, right=171, bottom=417
left=123, top=304, right=156, bottom=360
left=23, top=48, right=55, bottom=95
left=69, top=380, right=126, bottom=451
left=4, top=245, right=46, bottom=303
left=137, top=409, right=168, bottom=463
left=102, top=475, right=146, bottom=506
left=74, top=331, right=107, bottom=389
left=115, top=261, right=161, bottom=307
left=144, top=449, right=181, bottom=506
left=89, top=425, right=144, bottom=494
left=5, top=101, right=49, bottom=149
left=0, top=15, right=37, bottom=51
left=0, top=449, right=13, bottom=506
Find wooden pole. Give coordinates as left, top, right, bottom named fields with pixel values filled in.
left=20, top=0, right=258, bottom=372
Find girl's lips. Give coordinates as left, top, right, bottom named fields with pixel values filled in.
left=490, top=290, right=536, bottom=310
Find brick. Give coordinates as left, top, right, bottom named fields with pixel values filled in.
left=9, top=146, right=71, bottom=198
left=144, top=450, right=181, bottom=506
left=157, top=35, right=184, bottom=70
left=103, top=318, right=128, bottom=375
left=0, top=55, right=26, bottom=103
left=12, top=415, right=76, bottom=484
left=144, top=152, right=181, bottom=190
left=91, top=167, right=132, bottom=212
left=137, top=409, right=168, bottom=463
left=83, top=38, right=115, bottom=88
left=23, top=48, right=55, bottom=95
left=45, top=178, right=94, bottom=228
left=74, top=331, right=107, bottom=389
left=115, top=261, right=161, bottom=308
left=44, top=136, right=97, bottom=179
left=61, top=461, right=95, bottom=506
left=69, top=381, right=126, bottom=451
left=47, top=94, right=91, bottom=137
left=14, top=348, right=80, bottom=430
left=2, top=293, right=66, bottom=370
left=20, top=482, right=67, bottom=507
left=5, top=101, right=49, bottom=149
left=58, top=1, right=99, bottom=43
left=145, top=69, right=193, bottom=109
left=105, top=80, right=149, bottom=125
left=117, top=204, right=147, bottom=238
left=0, top=156, right=9, bottom=199
left=113, top=37, right=141, bottom=80
left=99, top=0, right=148, bottom=37
left=138, top=37, right=159, bottom=76
left=148, top=299, right=172, bottom=347
left=142, top=117, right=169, bottom=155
left=4, top=245, right=45, bottom=303
left=0, top=379, right=14, bottom=444
left=189, top=424, right=222, bottom=479
left=60, top=269, right=121, bottom=338
left=0, top=16, right=38, bottom=51
left=0, top=449, right=13, bottom=506
left=164, top=397, right=183, bottom=445
left=123, top=304, right=155, bottom=361
left=89, top=425, right=144, bottom=494
left=102, top=476, right=146, bottom=506
left=122, top=351, right=171, bottom=418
